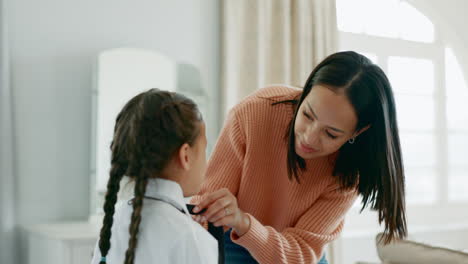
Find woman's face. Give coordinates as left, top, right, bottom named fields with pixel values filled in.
left=294, top=85, right=359, bottom=159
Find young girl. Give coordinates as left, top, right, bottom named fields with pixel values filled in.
left=91, top=89, right=218, bottom=264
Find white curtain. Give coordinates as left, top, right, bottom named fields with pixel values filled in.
left=221, top=0, right=338, bottom=115
left=0, top=0, right=16, bottom=263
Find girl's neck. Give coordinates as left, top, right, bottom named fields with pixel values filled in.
left=158, top=170, right=193, bottom=197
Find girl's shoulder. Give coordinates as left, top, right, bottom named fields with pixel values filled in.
left=142, top=203, right=217, bottom=244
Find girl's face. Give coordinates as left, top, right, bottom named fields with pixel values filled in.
left=184, top=122, right=207, bottom=196
left=294, top=85, right=359, bottom=159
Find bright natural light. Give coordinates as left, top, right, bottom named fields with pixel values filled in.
left=393, top=94, right=435, bottom=130
left=339, top=0, right=468, bottom=206
left=449, top=166, right=468, bottom=201
left=445, top=47, right=468, bottom=130
left=360, top=52, right=378, bottom=63
left=364, top=0, right=400, bottom=39
left=336, top=1, right=468, bottom=263
left=400, top=133, right=437, bottom=203
left=337, top=0, right=434, bottom=42
left=388, top=57, right=435, bottom=131
left=336, top=0, right=368, bottom=34
left=405, top=167, right=437, bottom=203
left=399, top=133, right=436, bottom=167
left=398, top=1, right=434, bottom=43
left=445, top=47, right=468, bottom=201
left=448, top=131, right=468, bottom=201
left=388, top=56, right=435, bottom=95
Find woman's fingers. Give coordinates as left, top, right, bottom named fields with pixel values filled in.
left=203, top=196, right=231, bottom=222
left=213, top=214, right=235, bottom=227
left=192, top=188, right=242, bottom=228
left=206, top=200, right=234, bottom=222
left=193, top=188, right=229, bottom=213
left=192, top=215, right=203, bottom=225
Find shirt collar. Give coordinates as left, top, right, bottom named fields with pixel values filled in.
left=143, top=178, right=190, bottom=215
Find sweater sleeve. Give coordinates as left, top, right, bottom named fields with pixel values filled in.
left=231, top=184, right=358, bottom=264
left=190, top=107, right=245, bottom=205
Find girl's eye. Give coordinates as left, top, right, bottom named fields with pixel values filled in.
left=303, top=112, right=313, bottom=120
left=326, top=132, right=337, bottom=139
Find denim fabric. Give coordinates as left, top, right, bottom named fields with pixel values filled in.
left=224, top=230, right=328, bottom=264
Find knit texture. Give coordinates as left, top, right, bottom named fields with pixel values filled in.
left=192, top=85, right=358, bottom=264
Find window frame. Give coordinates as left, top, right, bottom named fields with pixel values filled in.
left=339, top=29, right=468, bottom=229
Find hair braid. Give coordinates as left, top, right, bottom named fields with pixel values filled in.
left=123, top=168, right=150, bottom=264
left=98, top=162, right=125, bottom=263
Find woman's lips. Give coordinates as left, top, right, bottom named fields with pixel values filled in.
left=299, top=141, right=318, bottom=153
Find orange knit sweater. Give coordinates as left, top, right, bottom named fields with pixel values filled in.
left=192, top=85, right=358, bottom=264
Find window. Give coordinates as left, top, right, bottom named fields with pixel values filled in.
left=336, top=0, right=468, bottom=228
left=445, top=47, right=468, bottom=201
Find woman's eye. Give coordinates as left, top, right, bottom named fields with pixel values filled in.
left=326, top=132, right=337, bottom=139
left=303, top=112, right=313, bottom=120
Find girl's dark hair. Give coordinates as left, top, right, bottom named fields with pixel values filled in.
left=276, top=51, right=406, bottom=243
left=97, top=88, right=202, bottom=264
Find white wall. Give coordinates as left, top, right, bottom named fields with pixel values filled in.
left=7, top=0, right=219, bottom=263
left=409, top=0, right=468, bottom=78
left=1, top=1, right=16, bottom=264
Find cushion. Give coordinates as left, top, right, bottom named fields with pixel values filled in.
left=375, top=233, right=468, bottom=264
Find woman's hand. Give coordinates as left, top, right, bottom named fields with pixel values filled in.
left=193, top=188, right=251, bottom=237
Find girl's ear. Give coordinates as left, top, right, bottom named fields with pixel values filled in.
left=176, top=143, right=191, bottom=170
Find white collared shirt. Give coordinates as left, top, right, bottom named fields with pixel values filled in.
left=91, top=178, right=218, bottom=264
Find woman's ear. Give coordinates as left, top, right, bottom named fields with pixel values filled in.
left=176, top=143, right=191, bottom=171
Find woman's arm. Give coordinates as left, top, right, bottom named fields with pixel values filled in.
left=231, top=185, right=358, bottom=264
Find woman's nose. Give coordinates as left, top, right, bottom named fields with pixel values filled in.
left=304, top=125, right=320, bottom=146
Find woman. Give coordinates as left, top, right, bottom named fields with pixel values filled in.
left=192, top=51, right=407, bottom=264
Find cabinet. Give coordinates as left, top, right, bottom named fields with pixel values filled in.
left=27, top=222, right=98, bottom=264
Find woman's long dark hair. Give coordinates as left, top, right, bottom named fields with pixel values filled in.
left=97, top=89, right=202, bottom=264
left=277, top=51, right=406, bottom=243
